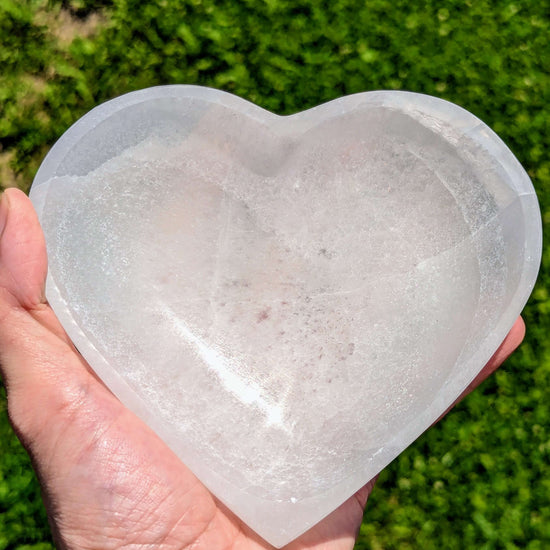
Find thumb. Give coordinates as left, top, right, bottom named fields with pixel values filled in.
left=0, top=188, right=75, bottom=394
left=0, top=188, right=47, bottom=309
left=0, top=188, right=117, bottom=457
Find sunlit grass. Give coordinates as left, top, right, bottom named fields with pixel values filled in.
left=0, top=1, right=548, bottom=548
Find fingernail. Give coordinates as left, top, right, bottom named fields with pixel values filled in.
left=0, top=191, right=10, bottom=240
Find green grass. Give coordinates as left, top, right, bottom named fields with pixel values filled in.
left=0, top=0, right=549, bottom=548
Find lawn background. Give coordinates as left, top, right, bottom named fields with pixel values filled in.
left=0, top=0, right=549, bottom=548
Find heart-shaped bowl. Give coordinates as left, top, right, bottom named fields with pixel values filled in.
left=30, top=86, right=542, bottom=547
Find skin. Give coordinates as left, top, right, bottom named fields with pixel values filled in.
left=0, top=188, right=525, bottom=550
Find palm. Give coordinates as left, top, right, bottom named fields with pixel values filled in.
left=19, top=329, right=369, bottom=550
left=0, top=189, right=524, bottom=550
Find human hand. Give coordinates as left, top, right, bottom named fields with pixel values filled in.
left=0, top=188, right=525, bottom=550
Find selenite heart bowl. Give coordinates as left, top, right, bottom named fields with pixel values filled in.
left=29, top=86, right=542, bottom=547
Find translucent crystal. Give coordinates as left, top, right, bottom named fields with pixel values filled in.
left=30, top=87, right=542, bottom=547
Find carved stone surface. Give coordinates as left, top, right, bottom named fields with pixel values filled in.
left=30, top=86, right=542, bottom=547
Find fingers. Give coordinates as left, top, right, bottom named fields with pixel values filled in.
left=353, top=475, right=378, bottom=510
left=434, top=316, right=525, bottom=424
left=457, top=316, right=525, bottom=403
